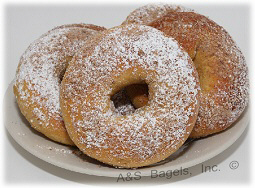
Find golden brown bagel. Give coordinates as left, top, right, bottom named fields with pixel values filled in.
left=123, top=10, right=249, bottom=138
left=60, top=24, right=200, bottom=168
left=122, top=3, right=193, bottom=25
left=13, top=24, right=106, bottom=145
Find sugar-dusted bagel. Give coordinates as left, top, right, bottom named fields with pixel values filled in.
left=60, top=24, right=200, bottom=167
left=13, top=24, right=106, bottom=145
left=123, top=9, right=249, bottom=138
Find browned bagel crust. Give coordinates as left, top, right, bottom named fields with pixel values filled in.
left=60, top=24, right=200, bottom=168
left=13, top=24, right=106, bottom=145
left=123, top=9, right=249, bottom=138
left=122, top=3, right=193, bottom=25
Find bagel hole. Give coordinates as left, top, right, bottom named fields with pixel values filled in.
left=110, top=83, right=149, bottom=115
left=110, top=89, right=135, bottom=116
left=125, top=83, right=149, bottom=109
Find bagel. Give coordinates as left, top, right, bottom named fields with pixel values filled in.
left=13, top=24, right=106, bottom=145
left=60, top=24, right=200, bottom=168
left=123, top=9, right=249, bottom=138
left=122, top=3, right=193, bottom=25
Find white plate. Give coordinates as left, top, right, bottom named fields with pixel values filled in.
left=4, top=81, right=250, bottom=177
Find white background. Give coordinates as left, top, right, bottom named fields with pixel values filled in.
left=1, top=0, right=254, bottom=187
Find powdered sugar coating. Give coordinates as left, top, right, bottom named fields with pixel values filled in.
left=60, top=24, right=200, bottom=167
left=147, top=12, right=249, bottom=137
left=13, top=24, right=105, bottom=144
left=122, top=3, right=193, bottom=25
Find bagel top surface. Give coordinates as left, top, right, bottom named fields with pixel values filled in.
left=148, top=12, right=249, bottom=137
left=122, top=3, right=193, bottom=25
left=122, top=6, right=249, bottom=137
left=13, top=24, right=106, bottom=144
left=60, top=24, right=200, bottom=167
